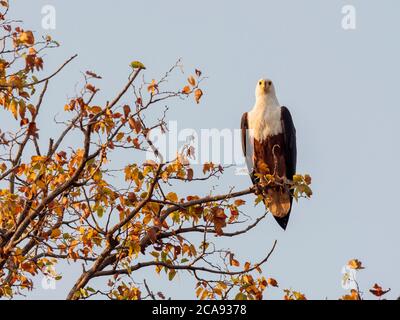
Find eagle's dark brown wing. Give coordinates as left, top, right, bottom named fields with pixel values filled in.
left=240, top=112, right=255, bottom=181
left=281, top=106, right=297, bottom=179
left=271, top=106, right=297, bottom=230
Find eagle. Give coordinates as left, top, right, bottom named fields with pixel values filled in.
left=241, top=79, right=297, bottom=230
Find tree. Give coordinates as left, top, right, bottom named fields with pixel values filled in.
left=0, top=2, right=317, bottom=300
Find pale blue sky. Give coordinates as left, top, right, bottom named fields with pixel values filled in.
left=6, top=0, right=400, bottom=299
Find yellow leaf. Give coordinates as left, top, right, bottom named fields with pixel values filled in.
left=31, top=155, right=47, bottom=163
left=196, top=287, right=203, bottom=298
left=348, top=259, right=364, bottom=270
left=214, top=288, right=222, bottom=296
left=166, top=192, right=178, bottom=203
left=19, top=31, right=35, bottom=46
left=130, top=61, right=146, bottom=69
left=147, top=79, right=158, bottom=94
left=90, top=106, right=102, bottom=114
left=50, top=228, right=61, bottom=239
left=10, top=100, right=18, bottom=119
left=116, top=132, right=124, bottom=142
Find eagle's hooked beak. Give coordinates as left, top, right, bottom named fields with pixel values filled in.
left=261, top=80, right=272, bottom=93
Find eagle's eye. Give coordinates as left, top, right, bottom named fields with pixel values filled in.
left=268, top=81, right=272, bottom=86
left=259, top=81, right=262, bottom=86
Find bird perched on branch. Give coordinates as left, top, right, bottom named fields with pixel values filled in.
left=241, top=79, right=297, bottom=230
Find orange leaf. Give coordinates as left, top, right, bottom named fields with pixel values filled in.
left=234, top=199, right=246, bottom=206
left=347, top=259, right=364, bottom=270
left=194, top=88, right=203, bottom=104
left=123, top=105, right=131, bottom=118
left=267, top=278, right=278, bottom=287
left=86, top=84, right=96, bottom=93
left=186, top=168, right=193, bottom=181
left=19, top=31, right=34, bottom=46
left=182, top=85, right=191, bottom=94
left=188, top=76, right=196, bottom=87
left=369, top=283, right=390, bottom=297
left=50, top=228, right=61, bottom=239
left=128, top=117, right=141, bottom=134
left=340, top=289, right=360, bottom=300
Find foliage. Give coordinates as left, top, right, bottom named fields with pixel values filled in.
left=2, top=2, right=389, bottom=301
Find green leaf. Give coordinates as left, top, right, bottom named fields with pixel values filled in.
left=235, top=292, right=247, bottom=300
left=168, top=269, right=176, bottom=281
left=130, top=61, right=146, bottom=69
left=96, top=207, right=104, bottom=218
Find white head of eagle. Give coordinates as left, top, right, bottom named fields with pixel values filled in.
left=241, top=78, right=297, bottom=230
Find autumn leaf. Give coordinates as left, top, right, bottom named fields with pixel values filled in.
left=187, top=76, right=196, bottom=87
left=166, top=192, right=178, bottom=203
left=348, top=259, right=364, bottom=270
left=202, top=162, right=214, bottom=174
left=27, top=122, right=39, bottom=138
left=130, top=60, right=146, bottom=69
left=369, top=283, right=390, bottom=297
left=86, top=84, right=96, bottom=93
left=267, top=278, right=278, bottom=287
left=147, top=227, right=158, bottom=243
left=50, top=228, right=61, bottom=239
left=194, top=88, right=203, bottom=104
left=116, top=132, right=124, bottom=142
left=85, top=70, right=102, bottom=79
left=168, top=269, right=177, bottom=281
left=128, top=117, right=141, bottom=134
left=340, top=289, right=360, bottom=300
left=234, top=199, right=246, bottom=206
left=229, top=253, right=240, bottom=267
left=147, top=79, right=158, bottom=94
left=19, top=31, right=34, bottom=46
left=284, top=289, right=307, bottom=300
left=182, top=85, right=191, bottom=94
left=186, top=168, right=194, bottom=181
left=123, top=105, right=131, bottom=118
left=195, top=69, right=202, bottom=77
left=10, top=100, right=18, bottom=119
left=212, top=207, right=227, bottom=236
left=18, top=100, right=26, bottom=119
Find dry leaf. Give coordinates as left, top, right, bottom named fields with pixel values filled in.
left=369, top=283, right=390, bottom=297
left=188, top=76, right=196, bottom=87
left=194, top=88, right=203, bottom=104
left=182, top=85, right=191, bottom=94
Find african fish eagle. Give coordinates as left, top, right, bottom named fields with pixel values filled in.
left=241, top=79, right=297, bottom=230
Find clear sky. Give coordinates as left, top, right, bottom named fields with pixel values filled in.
left=6, top=0, right=400, bottom=300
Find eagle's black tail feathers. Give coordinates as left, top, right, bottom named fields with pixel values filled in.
left=273, top=196, right=293, bottom=230
left=273, top=213, right=291, bottom=230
